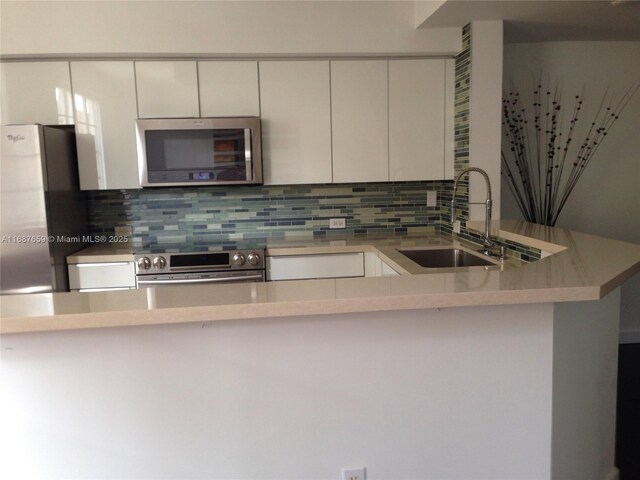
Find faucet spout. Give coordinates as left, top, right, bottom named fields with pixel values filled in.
left=451, top=167, right=494, bottom=252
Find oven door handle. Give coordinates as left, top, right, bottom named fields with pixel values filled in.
left=137, top=274, right=264, bottom=286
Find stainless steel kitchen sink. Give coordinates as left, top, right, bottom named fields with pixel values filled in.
left=396, top=247, right=496, bottom=268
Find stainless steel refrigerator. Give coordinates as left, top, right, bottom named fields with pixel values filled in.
left=1, top=125, right=88, bottom=294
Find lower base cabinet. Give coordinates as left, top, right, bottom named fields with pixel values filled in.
left=68, top=262, right=136, bottom=291
left=381, top=261, right=400, bottom=276
left=364, top=252, right=400, bottom=277
left=266, top=253, right=364, bottom=281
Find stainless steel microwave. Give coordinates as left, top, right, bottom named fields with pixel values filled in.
left=135, top=117, right=262, bottom=187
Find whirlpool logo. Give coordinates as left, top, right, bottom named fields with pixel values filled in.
left=7, top=134, right=25, bottom=142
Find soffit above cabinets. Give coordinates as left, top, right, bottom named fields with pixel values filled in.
left=0, top=1, right=462, bottom=58
left=416, top=0, right=640, bottom=43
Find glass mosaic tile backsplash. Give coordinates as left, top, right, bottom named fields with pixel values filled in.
left=88, top=181, right=450, bottom=245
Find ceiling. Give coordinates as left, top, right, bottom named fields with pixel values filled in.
left=417, top=0, right=640, bottom=43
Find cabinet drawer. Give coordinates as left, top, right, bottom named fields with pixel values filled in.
left=266, top=253, right=364, bottom=281
left=68, top=262, right=136, bottom=290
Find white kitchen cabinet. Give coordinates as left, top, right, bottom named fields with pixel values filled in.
left=364, top=252, right=400, bottom=277
left=364, top=252, right=382, bottom=277
left=70, top=61, right=140, bottom=190
left=259, top=61, right=332, bottom=185
left=389, top=59, right=446, bottom=181
left=198, top=61, right=260, bottom=117
left=135, top=61, right=199, bottom=118
left=381, top=261, right=400, bottom=276
left=331, top=60, right=388, bottom=183
left=0, top=61, right=73, bottom=125
left=266, top=253, right=364, bottom=281
left=68, top=261, right=136, bottom=291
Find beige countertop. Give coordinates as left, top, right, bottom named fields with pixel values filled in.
left=2, top=220, right=639, bottom=334
left=66, top=243, right=137, bottom=263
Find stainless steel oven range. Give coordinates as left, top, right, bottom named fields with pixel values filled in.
left=134, top=249, right=265, bottom=288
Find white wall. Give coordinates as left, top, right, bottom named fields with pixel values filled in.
left=1, top=305, right=555, bottom=479
left=553, top=289, right=620, bottom=480
left=620, top=274, right=640, bottom=342
left=0, top=1, right=461, bottom=57
left=501, top=41, right=640, bottom=340
left=414, top=0, right=446, bottom=29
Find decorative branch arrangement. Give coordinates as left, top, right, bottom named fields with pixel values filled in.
left=501, top=80, right=639, bottom=226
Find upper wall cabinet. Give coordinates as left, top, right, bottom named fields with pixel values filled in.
left=1, top=62, right=73, bottom=125
left=198, top=61, right=260, bottom=117
left=389, top=59, right=446, bottom=181
left=331, top=60, right=389, bottom=183
left=71, top=61, right=139, bottom=190
left=135, top=61, right=199, bottom=118
left=259, top=61, right=332, bottom=185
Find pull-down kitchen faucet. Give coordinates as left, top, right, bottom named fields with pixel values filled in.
left=451, top=167, right=496, bottom=255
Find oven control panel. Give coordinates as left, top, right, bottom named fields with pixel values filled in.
left=134, top=249, right=265, bottom=275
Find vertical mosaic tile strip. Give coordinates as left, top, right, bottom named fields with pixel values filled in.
left=440, top=22, right=471, bottom=236
left=88, top=182, right=449, bottom=245
left=454, top=23, right=472, bottom=179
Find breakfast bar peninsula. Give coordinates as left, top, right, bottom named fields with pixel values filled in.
left=1, top=221, right=638, bottom=480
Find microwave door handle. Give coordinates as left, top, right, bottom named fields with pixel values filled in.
left=244, top=128, right=252, bottom=181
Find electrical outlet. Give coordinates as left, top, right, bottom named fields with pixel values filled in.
left=342, top=467, right=366, bottom=480
left=329, top=218, right=346, bottom=229
left=114, top=225, right=132, bottom=237
left=453, top=220, right=461, bottom=234
left=426, top=190, right=437, bottom=207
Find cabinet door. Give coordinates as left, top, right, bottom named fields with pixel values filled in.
left=266, top=253, right=364, bottom=281
left=71, top=61, right=140, bottom=190
left=68, top=262, right=136, bottom=290
left=331, top=60, right=388, bottom=183
left=389, top=59, right=445, bottom=181
left=364, top=253, right=400, bottom=277
left=381, top=261, right=400, bottom=276
left=364, top=252, right=383, bottom=277
left=1, top=61, right=73, bottom=125
left=135, top=61, right=199, bottom=118
left=259, top=61, right=332, bottom=185
left=199, top=61, right=259, bottom=116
